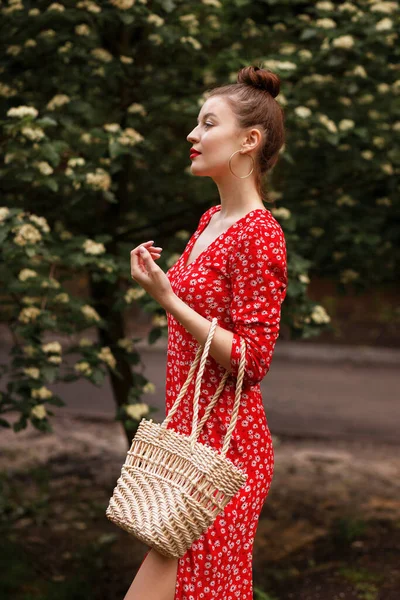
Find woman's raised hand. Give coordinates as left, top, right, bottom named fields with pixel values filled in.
left=130, top=240, right=175, bottom=309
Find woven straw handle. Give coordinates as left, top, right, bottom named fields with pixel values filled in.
left=161, top=318, right=246, bottom=458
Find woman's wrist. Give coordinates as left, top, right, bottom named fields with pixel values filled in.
left=162, top=291, right=180, bottom=315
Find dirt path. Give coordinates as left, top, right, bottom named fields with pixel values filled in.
left=1, top=415, right=400, bottom=599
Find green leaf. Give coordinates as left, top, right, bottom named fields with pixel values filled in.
left=42, top=178, right=59, bottom=192
left=92, top=369, right=105, bottom=385
left=45, top=396, right=65, bottom=407
left=42, top=366, right=58, bottom=383
left=300, top=28, right=317, bottom=41
left=148, top=327, right=162, bottom=344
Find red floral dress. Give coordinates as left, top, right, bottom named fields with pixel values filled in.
left=140, top=204, right=287, bottom=600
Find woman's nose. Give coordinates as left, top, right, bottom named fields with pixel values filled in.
left=187, top=126, right=199, bottom=143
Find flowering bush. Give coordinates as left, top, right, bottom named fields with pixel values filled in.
left=0, top=0, right=343, bottom=435
left=260, top=0, right=399, bottom=289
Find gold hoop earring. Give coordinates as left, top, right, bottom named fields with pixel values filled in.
left=228, top=150, right=255, bottom=179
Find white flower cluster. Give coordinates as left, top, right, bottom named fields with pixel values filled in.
left=75, top=361, right=93, bottom=376
left=271, top=207, right=291, bottom=220
left=202, top=0, right=222, bottom=6
left=19, top=268, right=38, bottom=281
left=3, top=2, right=24, bottom=14
left=180, top=36, right=202, bottom=50
left=148, top=34, right=163, bottom=46
left=34, top=161, right=54, bottom=176
left=42, top=341, right=62, bottom=354
left=339, top=119, right=355, bottom=131
left=142, top=382, right=156, bottom=394
left=68, top=157, right=85, bottom=168
left=81, top=304, right=101, bottom=322
left=298, top=274, right=310, bottom=284
left=83, top=239, right=106, bottom=255
left=46, top=94, right=71, bottom=111
left=75, top=24, right=91, bottom=36
left=117, top=127, right=144, bottom=146
left=21, top=127, right=45, bottom=141
left=7, top=105, right=39, bottom=119
left=120, top=55, right=134, bottom=64
left=148, top=14, right=165, bottom=27
left=31, top=386, right=53, bottom=400
left=316, top=18, right=336, bottom=29
left=39, top=29, right=57, bottom=39
left=48, top=3, right=65, bottom=11
left=86, top=169, right=112, bottom=191
left=127, top=103, right=147, bottom=116
left=53, top=292, right=70, bottom=303
left=336, top=194, right=357, bottom=206
left=58, top=41, right=73, bottom=54
left=125, top=287, right=146, bottom=303
left=117, top=338, right=135, bottom=353
left=13, top=224, right=42, bottom=246
left=30, top=214, right=50, bottom=232
left=23, top=367, right=40, bottom=380
left=316, top=1, right=334, bottom=9
left=109, top=0, right=135, bottom=9
left=310, top=305, right=331, bottom=324
left=263, top=59, right=297, bottom=71
left=77, top=0, right=101, bottom=12
left=91, top=48, right=113, bottom=62
left=0, top=82, right=18, bottom=98
left=318, top=114, right=337, bottom=133
left=371, top=2, right=398, bottom=14
left=23, top=345, right=37, bottom=357
left=124, top=402, right=150, bottom=420
left=294, top=106, right=312, bottom=119
left=376, top=17, right=393, bottom=31
left=0, top=207, right=10, bottom=222
left=332, top=35, right=355, bottom=49
left=97, top=346, right=117, bottom=369
left=338, top=2, right=357, bottom=12
left=31, top=405, right=47, bottom=420
left=179, top=14, right=200, bottom=35
left=152, top=314, right=167, bottom=327
left=104, top=123, right=120, bottom=133
left=22, top=296, right=41, bottom=305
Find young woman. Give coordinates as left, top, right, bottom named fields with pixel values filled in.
left=127, top=65, right=288, bottom=600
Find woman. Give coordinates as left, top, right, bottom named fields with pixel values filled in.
left=126, top=65, right=288, bottom=600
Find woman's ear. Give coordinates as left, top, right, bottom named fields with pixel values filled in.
left=242, top=127, right=263, bottom=153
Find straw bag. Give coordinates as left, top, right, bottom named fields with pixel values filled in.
left=106, top=317, right=248, bottom=558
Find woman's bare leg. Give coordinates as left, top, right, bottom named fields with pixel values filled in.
left=123, top=548, right=179, bottom=600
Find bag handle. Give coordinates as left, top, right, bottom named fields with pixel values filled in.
left=160, top=317, right=246, bottom=458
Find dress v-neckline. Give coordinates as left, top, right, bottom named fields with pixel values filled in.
left=183, top=205, right=269, bottom=271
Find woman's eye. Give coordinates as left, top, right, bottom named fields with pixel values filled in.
left=204, top=122, right=212, bottom=129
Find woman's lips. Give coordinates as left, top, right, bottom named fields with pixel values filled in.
left=190, top=151, right=201, bottom=159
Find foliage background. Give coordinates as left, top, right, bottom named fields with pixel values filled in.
left=0, top=0, right=398, bottom=435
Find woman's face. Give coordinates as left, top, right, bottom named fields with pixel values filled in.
left=186, top=96, right=245, bottom=178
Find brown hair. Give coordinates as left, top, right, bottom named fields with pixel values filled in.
left=206, top=65, right=285, bottom=203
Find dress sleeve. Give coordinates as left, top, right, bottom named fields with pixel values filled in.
left=228, top=219, right=288, bottom=387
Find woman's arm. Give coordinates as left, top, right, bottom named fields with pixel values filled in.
left=164, top=294, right=234, bottom=372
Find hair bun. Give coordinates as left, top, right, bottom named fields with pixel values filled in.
left=237, top=66, right=280, bottom=98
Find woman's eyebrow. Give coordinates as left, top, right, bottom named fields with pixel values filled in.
left=197, top=112, right=218, bottom=123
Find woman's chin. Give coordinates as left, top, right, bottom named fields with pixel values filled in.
left=189, top=163, right=208, bottom=176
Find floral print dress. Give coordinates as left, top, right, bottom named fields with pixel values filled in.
left=140, top=204, right=287, bottom=600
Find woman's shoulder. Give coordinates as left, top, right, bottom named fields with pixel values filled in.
left=240, top=209, right=286, bottom=244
